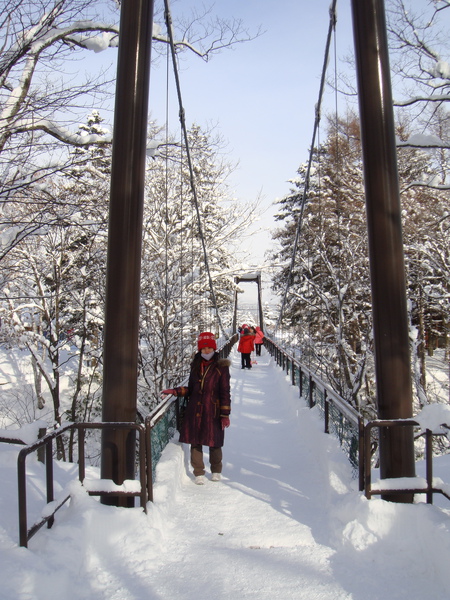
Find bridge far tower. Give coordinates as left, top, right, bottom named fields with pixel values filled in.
left=232, top=272, right=264, bottom=333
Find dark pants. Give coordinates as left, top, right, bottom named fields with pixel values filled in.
left=191, top=444, right=222, bottom=476
left=255, top=344, right=262, bottom=356
left=241, top=353, right=251, bottom=368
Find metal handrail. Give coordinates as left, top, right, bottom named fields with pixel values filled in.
left=264, top=335, right=365, bottom=488
left=364, top=419, right=450, bottom=503
left=256, top=337, right=450, bottom=504
left=145, top=393, right=183, bottom=502
left=218, top=333, right=239, bottom=358
left=0, top=435, right=26, bottom=445
left=265, top=337, right=361, bottom=418
left=17, top=421, right=147, bottom=548
left=10, top=335, right=239, bottom=548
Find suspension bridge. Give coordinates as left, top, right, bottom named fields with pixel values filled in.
left=1, top=0, right=450, bottom=597
left=2, top=343, right=450, bottom=598
left=98, top=0, right=416, bottom=503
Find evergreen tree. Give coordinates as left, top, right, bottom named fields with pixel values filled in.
left=272, top=109, right=450, bottom=415
left=271, top=114, right=374, bottom=413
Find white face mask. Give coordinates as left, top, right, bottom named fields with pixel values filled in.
left=201, top=351, right=215, bottom=361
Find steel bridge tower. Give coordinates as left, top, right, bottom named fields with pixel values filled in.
left=232, top=272, right=264, bottom=333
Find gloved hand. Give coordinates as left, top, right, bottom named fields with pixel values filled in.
left=221, top=417, right=230, bottom=430
left=161, top=389, right=176, bottom=396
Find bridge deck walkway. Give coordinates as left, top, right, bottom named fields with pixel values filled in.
left=144, top=347, right=381, bottom=599
left=10, top=347, right=448, bottom=599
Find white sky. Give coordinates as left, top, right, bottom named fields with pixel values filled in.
left=149, top=0, right=355, bottom=265
left=84, top=1, right=356, bottom=304
left=148, top=0, right=356, bottom=304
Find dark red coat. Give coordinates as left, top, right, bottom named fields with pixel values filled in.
left=175, top=353, right=231, bottom=447
left=238, top=333, right=254, bottom=354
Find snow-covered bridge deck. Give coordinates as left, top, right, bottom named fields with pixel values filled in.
left=135, top=347, right=450, bottom=600
left=146, top=346, right=352, bottom=599
left=2, top=347, right=450, bottom=599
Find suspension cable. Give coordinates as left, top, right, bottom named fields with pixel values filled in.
left=163, top=0, right=228, bottom=340
left=163, top=41, right=170, bottom=389
left=179, top=113, right=186, bottom=366
left=333, top=14, right=344, bottom=392
left=274, top=0, right=338, bottom=335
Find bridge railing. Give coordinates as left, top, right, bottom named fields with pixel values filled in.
left=364, top=419, right=450, bottom=503
left=264, top=336, right=450, bottom=505
left=264, top=336, right=365, bottom=487
left=2, top=334, right=238, bottom=547
left=13, top=421, right=147, bottom=547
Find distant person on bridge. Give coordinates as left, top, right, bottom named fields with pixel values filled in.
left=162, top=332, right=231, bottom=485
left=254, top=326, right=264, bottom=356
left=238, top=327, right=255, bottom=369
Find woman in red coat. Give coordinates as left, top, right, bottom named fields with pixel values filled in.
left=254, top=326, right=264, bottom=356
left=162, top=332, right=231, bottom=485
left=238, top=327, right=255, bottom=369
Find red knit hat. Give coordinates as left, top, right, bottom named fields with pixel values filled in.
left=197, top=331, right=217, bottom=351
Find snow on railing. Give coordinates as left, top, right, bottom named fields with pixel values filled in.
left=16, top=422, right=147, bottom=547
left=0, top=420, right=48, bottom=446
left=364, top=417, right=450, bottom=504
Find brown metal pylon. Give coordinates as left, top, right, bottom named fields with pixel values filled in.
left=233, top=273, right=264, bottom=332
left=101, top=0, right=155, bottom=505
left=350, top=0, right=415, bottom=500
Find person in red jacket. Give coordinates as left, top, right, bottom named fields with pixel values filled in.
left=162, top=332, right=231, bottom=485
left=238, top=327, right=255, bottom=369
left=254, top=326, right=264, bottom=356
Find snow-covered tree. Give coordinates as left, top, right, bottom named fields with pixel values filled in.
left=271, top=114, right=376, bottom=414
left=0, top=110, right=111, bottom=458
left=0, top=0, right=261, bottom=447
left=272, top=108, right=450, bottom=416
left=385, top=0, right=450, bottom=400
left=387, top=0, right=450, bottom=121
left=0, top=0, right=258, bottom=259
left=0, top=0, right=119, bottom=259
left=396, top=125, right=450, bottom=406
left=137, top=123, right=256, bottom=413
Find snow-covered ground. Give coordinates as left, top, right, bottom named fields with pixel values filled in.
left=1, top=347, right=450, bottom=599
left=425, top=350, right=449, bottom=404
